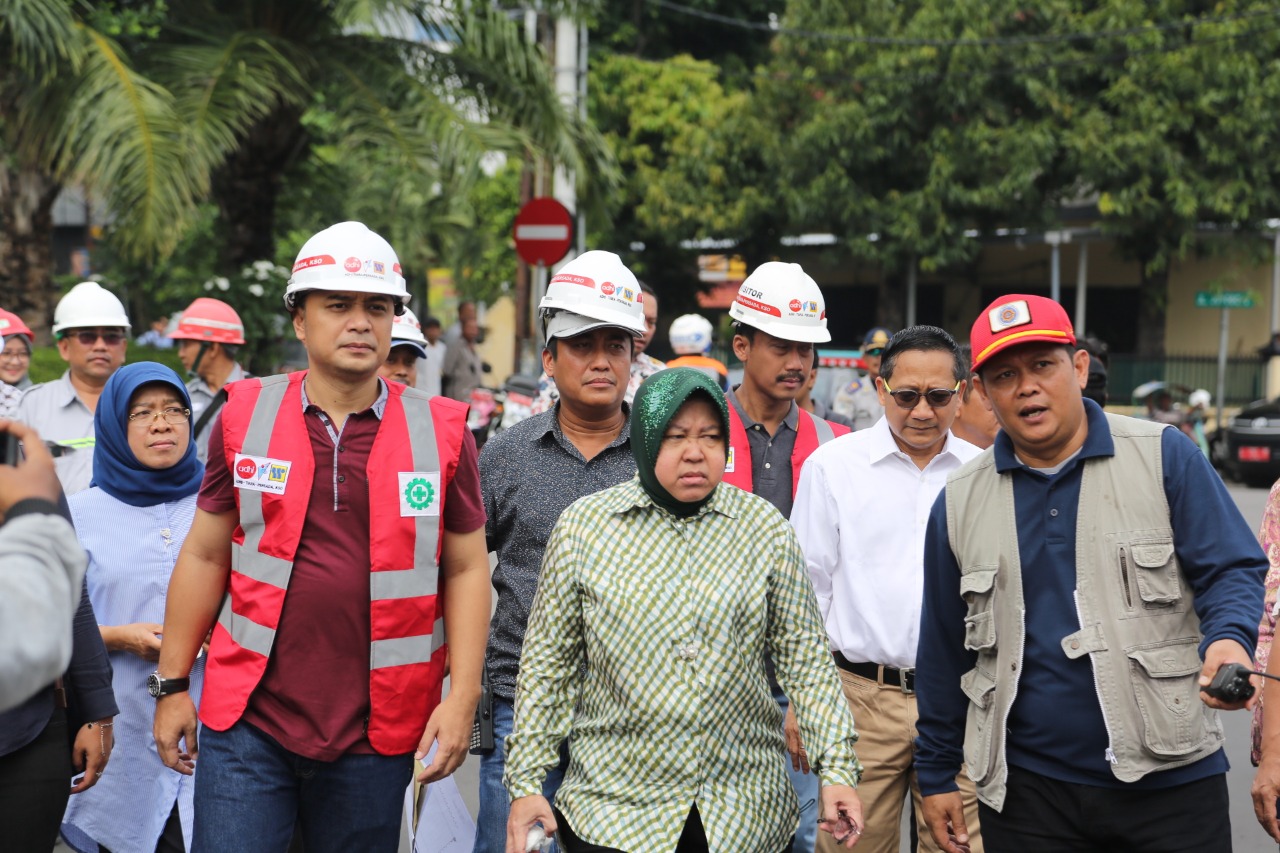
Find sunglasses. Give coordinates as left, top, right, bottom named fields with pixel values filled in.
left=70, top=330, right=126, bottom=346
left=882, top=379, right=961, bottom=409
left=864, top=347, right=885, bottom=357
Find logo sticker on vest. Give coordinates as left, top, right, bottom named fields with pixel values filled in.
left=399, top=471, right=442, bottom=517
left=233, top=453, right=291, bottom=495
left=724, top=446, right=735, bottom=473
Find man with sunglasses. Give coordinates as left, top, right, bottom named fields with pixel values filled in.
left=916, top=295, right=1265, bottom=853
left=833, top=326, right=893, bottom=431
left=792, top=325, right=983, bottom=853
left=16, top=282, right=130, bottom=494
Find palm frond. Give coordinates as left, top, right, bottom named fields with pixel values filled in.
left=0, top=0, right=78, bottom=81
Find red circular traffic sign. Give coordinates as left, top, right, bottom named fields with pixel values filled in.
left=513, top=197, right=574, bottom=266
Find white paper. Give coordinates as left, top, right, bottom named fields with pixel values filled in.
left=403, top=742, right=477, bottom=853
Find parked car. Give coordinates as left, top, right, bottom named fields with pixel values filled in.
left=1223, top=396, right=1280, bottom=487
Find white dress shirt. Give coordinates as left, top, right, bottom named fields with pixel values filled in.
left=791, top=417, right=981, bottom=669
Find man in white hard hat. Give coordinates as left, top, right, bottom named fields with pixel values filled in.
left=666, top=313, right=728, bottom=389
left=473, top=250, right=646, bottom=853
left=16, top=281, right=130, bottom=494
left=380, top=307, right=429, bottom=387
left=725, top=262, right=853, bottom=853
left=170, top=297, right=251, bottom=463
left=527, top=280, right=664, bottom=416
left=152, top=222, right=491, bottom=852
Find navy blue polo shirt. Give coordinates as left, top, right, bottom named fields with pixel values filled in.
left=915, top=399, right=1266, bottom=793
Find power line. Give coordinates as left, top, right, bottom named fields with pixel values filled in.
left=649, top=0, right=1280, bottom=48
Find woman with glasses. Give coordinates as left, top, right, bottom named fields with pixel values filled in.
left=60, top=363, right=205, bottom=853
left=0, top=308, right=35, bottom=390
left=505, top=369, right=864, bottom=853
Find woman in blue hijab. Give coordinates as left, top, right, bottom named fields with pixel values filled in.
left=62, top=362, right=206, bottom=853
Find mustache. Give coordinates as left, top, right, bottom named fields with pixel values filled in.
left=776, top=372, right=806, bottom=383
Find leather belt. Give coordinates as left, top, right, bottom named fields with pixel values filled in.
left=833, top=651, right=915, bottom=694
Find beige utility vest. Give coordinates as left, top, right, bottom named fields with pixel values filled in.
left=944, top=413, right=1223, bottom=811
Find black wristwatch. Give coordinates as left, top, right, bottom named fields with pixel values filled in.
left=147, top=672, right=190, bottom=698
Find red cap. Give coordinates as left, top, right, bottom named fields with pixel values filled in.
left=969, top=294, right=1075, bottom=372
left=0, top=309, right=34, bottom=342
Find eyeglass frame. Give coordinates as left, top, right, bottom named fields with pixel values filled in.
left=66, top=329, right=127, bottom=346
left=0, top=347, right=31, bottom=362
left=127, top=406, right=192, bottom=426
left=881, top=379, right=962, bottom=409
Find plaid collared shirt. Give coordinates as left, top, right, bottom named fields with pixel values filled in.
left=505, top=477, right=861, bottom=852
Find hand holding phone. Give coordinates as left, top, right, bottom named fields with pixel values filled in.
left=0, top=419, right=61, bottom=516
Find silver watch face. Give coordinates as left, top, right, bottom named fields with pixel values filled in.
left=147, top=673, right=162, bottom=698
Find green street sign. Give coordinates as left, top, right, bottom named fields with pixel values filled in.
left=1196, top=290, right=1255, bottom=309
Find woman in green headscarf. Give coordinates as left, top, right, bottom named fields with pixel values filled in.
left=504, top=368, right=865, bottom=853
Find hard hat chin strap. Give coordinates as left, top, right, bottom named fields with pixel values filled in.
left=188, top=342, right=211, bottom=378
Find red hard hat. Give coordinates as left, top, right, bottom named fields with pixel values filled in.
left=0, top=309, right=35, bottom=342
left=170, top=298, right=246, bottom=345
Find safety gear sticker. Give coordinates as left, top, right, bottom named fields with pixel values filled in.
left=724, top=446, right=735, bottom=473
left=399, top=471, right=442, bottom=517
left=234, top=453, right=292, bottom=495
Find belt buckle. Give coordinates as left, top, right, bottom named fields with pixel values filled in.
left=900, top=667, right=915, bottom=695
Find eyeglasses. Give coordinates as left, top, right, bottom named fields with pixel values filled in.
left=864, top=347, right=885, bottom=357
left=882, top=380, right=961, bottom=409
left=127, top=407, right=191, bottom=426
left=0, top=349, right=30, bottom=362
left=70, top=330, right=126, bottom=346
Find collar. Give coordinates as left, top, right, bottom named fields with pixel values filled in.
left=54, top=370, right=95, bottom=411
left=726, top=385, right=799, bottom=433
left=190, top=362, right=247, bottom=397
left=993, top=396, right=1113, bottom=474
left=299, top=374, right=389, bottom=420
left=867, top=416, right=968, bottom=466
left=543, top=403, right=632, bottom=451
left=604, top=476, right=739, bottom=520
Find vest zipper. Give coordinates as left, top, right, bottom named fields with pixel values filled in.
left=998, top=606, right=1026, bottom=796
left=1118, top=547, right=1133, bottom=609
left=1074, top=591, right=1118, bottom=767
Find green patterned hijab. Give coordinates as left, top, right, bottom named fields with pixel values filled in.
left=631, top=367, right=731, bottom=517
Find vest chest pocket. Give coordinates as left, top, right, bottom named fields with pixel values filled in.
left=1126, top=537, right=1186, bottom=612
left=960, top=568, right=998, bottom=651
left=1126, top=640, right=1211, bottom=758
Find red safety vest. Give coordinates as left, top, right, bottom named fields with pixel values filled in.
left=199, top=372, right=468, bottom=755
left=723, top=404, right=850, bottom=498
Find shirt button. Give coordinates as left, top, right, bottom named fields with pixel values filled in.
left=1050, top=508, right=1059, bottom=517
left=1069, top=639, right=1080, bottom=650
left=338, top=445, right=346, bottom=452
left=337, top=474, right=346, bottom=483
left=765, top=463, right=772, bottom=469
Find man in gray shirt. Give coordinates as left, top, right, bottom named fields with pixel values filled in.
left=474, top=251, right=647, bottom=853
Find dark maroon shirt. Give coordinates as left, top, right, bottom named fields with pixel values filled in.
left=199, top=387, right=484, bottom=760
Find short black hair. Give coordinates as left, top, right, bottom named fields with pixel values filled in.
left=732, top=321, right=760, bottom=343
left=811, top=346, right=820, bottom=371
left=957, top=345, right=976, bottom=401
left=880, top=325, right=966, bottom=384
left=423, top=316, right=442, bottom=329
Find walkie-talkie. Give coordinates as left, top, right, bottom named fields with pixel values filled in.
left=470, top=666, right=495, bottom=754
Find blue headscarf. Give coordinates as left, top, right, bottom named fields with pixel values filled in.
left=91, top=362, right=205, bottom=507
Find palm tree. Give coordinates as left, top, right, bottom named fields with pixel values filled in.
left=151, top=0, right=614, bottom=270
left=0, top=0, right=209, bottom=338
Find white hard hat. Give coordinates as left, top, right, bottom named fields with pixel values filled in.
left=1189, top=389, right=1212, bottom=409
left=669, top=314, right=713, bottom=355
left=389, top=306, right=428, bottom=358
left=538, top=250, right=646, bottom=343
left=52, top=281, right=130, bottom=336
left=729, top=262, right=831, bottom=343
left=285, top=221, right=408, bottom=310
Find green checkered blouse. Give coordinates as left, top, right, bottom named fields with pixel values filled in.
left=504, top=477, right=862, bottom=852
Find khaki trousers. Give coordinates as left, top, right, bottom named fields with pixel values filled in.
left=815, top=668, right=983, bottom=853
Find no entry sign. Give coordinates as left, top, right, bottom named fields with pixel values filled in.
left=513, top=197, right=573, bottom=266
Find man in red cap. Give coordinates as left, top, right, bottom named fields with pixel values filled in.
left=915, top=294, right=1266, bottom=853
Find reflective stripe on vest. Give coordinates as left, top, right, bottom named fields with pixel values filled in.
left=202, top=372, right=466, bottom=754
left=723, top=404, right=850, bottom=498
